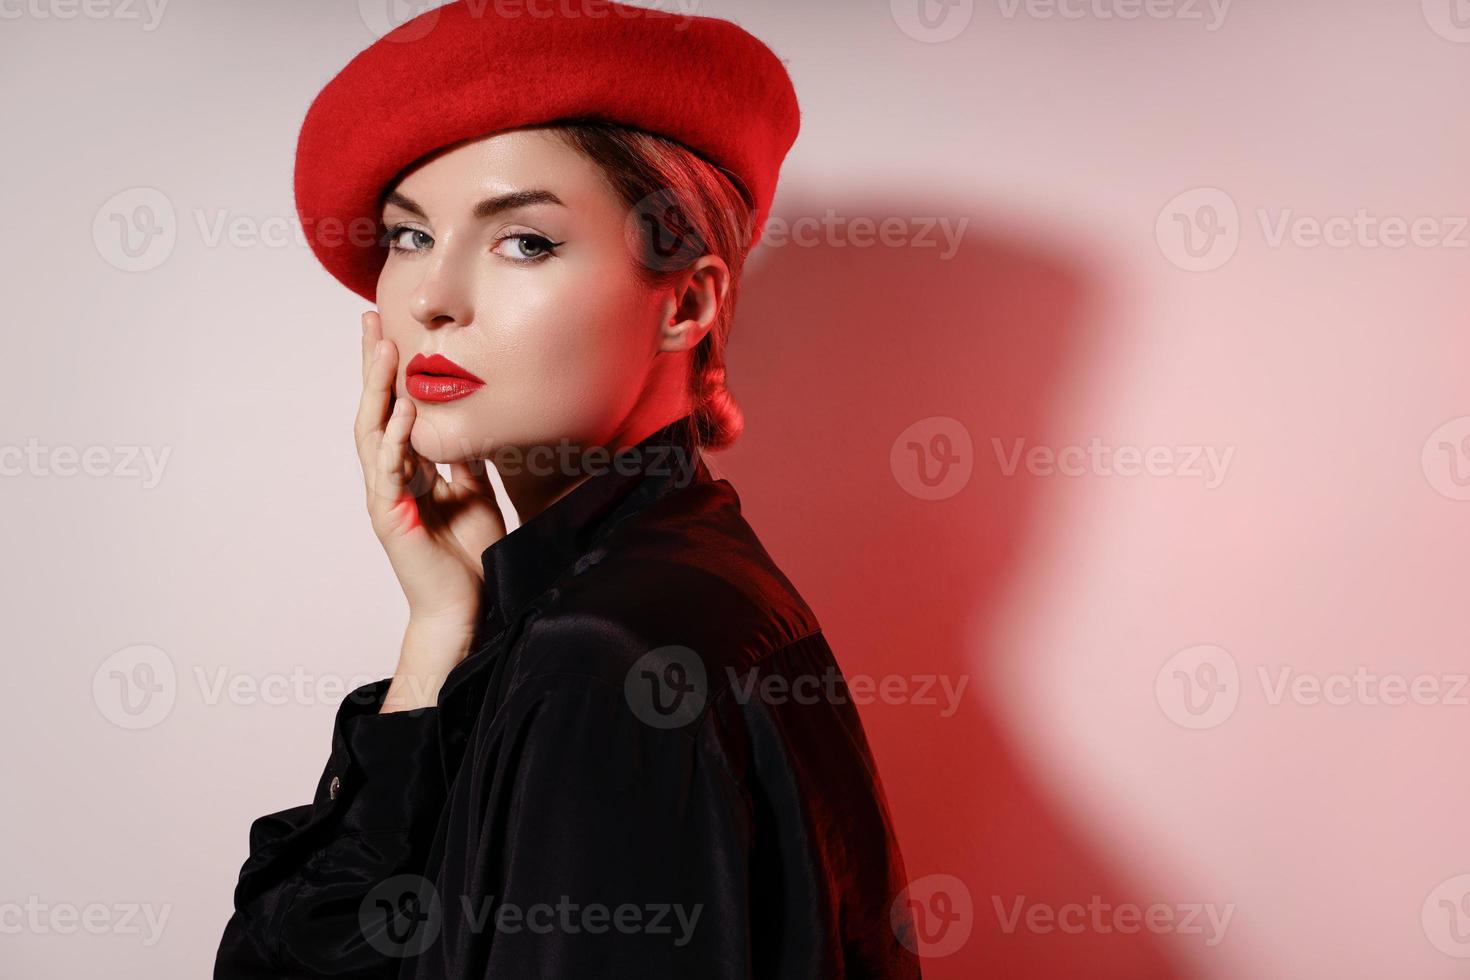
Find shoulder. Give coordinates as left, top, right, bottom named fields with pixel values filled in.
left=508, top=475, right=822, bottom=701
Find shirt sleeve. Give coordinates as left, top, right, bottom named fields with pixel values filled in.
left=213, top=676, right=449, bottom=979
left=426, top=671, right=755, bottom=980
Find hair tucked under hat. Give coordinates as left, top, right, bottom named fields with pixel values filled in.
left=549, top=119, right=752, bottom=452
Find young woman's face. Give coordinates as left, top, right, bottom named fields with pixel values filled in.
left=375, top=127, right=670, bottom=466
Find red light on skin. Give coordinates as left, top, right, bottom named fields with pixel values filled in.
left=390, top=492, right=423, bottom=534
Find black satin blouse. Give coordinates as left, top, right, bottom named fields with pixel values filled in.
left=213, top=415, right=922, bottom=979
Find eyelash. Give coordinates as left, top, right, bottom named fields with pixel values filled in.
left=380, top=224, right=563, bottom=264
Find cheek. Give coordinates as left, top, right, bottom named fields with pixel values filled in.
left=374, top=257, right=412, bottom=308
left=485, top=264, right=656, bottom=395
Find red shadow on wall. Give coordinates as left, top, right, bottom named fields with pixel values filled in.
left=712, top=199, right=1189, bottom=979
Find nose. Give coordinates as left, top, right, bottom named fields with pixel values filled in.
left=408, top=242, right=474, bottom=330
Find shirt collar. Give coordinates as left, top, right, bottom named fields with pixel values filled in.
left=433, top=413, right=707, bottom=770
left=478, top=413, right=707, bottom=638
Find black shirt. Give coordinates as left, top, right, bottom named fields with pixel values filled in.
left=213, top=415, right=922, bottom=979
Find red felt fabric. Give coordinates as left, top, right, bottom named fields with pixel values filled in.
left=293, top=0, right=801, bottom=301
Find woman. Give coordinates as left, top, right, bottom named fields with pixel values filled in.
left=214, top=3, right=920, bottom=977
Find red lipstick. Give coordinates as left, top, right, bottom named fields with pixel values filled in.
left=405, top=352, right=485, bottom=403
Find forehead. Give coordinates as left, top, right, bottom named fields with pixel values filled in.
left=382, top=127, right=611, bottom=216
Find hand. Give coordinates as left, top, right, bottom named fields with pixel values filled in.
left=354, top=310, right=508, bottom=639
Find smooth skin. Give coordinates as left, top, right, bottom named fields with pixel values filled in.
left=355, top=126, right=730, bottom=711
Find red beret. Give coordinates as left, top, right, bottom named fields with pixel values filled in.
left=294, top=0, right=801, bottom=302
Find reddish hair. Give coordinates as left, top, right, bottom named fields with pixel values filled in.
left=547, top=118, right=756, bottom=453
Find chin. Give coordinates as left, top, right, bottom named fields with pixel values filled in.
left=408, top=413, right=495, bottom=464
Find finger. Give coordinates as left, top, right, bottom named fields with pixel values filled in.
left=373, top=396, right=417, bottom=515
left=354, top=336, right=399, bottom=474
left=360, top=310, right=383, bottom=387
left=449, top=457, right=497, bottom=497
left=380, top=396, right=443, bottom=508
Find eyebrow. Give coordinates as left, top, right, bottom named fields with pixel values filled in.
left=381, top=188, right=567, bottom=221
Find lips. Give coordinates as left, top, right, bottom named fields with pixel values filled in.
left=405, top=352, right=485, bottom=403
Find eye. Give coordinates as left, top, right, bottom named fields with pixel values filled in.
left=494, top=233, right=563, bottom=264
left=382, top=224, right=432, bottom=254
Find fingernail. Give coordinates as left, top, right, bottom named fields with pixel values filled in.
left=394, top=398, right=409, bottom=416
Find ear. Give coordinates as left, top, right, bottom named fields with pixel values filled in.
left=658, top=255, right=730, bottom=354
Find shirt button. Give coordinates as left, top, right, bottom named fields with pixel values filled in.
left=328, top=775, right=341, bottom=800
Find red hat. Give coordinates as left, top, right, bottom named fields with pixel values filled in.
left=293, top=0, right=801, bottom=302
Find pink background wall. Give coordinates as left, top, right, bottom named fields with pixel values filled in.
left=4, top=0, right=1468, bottom=976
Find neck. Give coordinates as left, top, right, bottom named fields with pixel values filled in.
left=496, top=405, right=692, bottom=527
